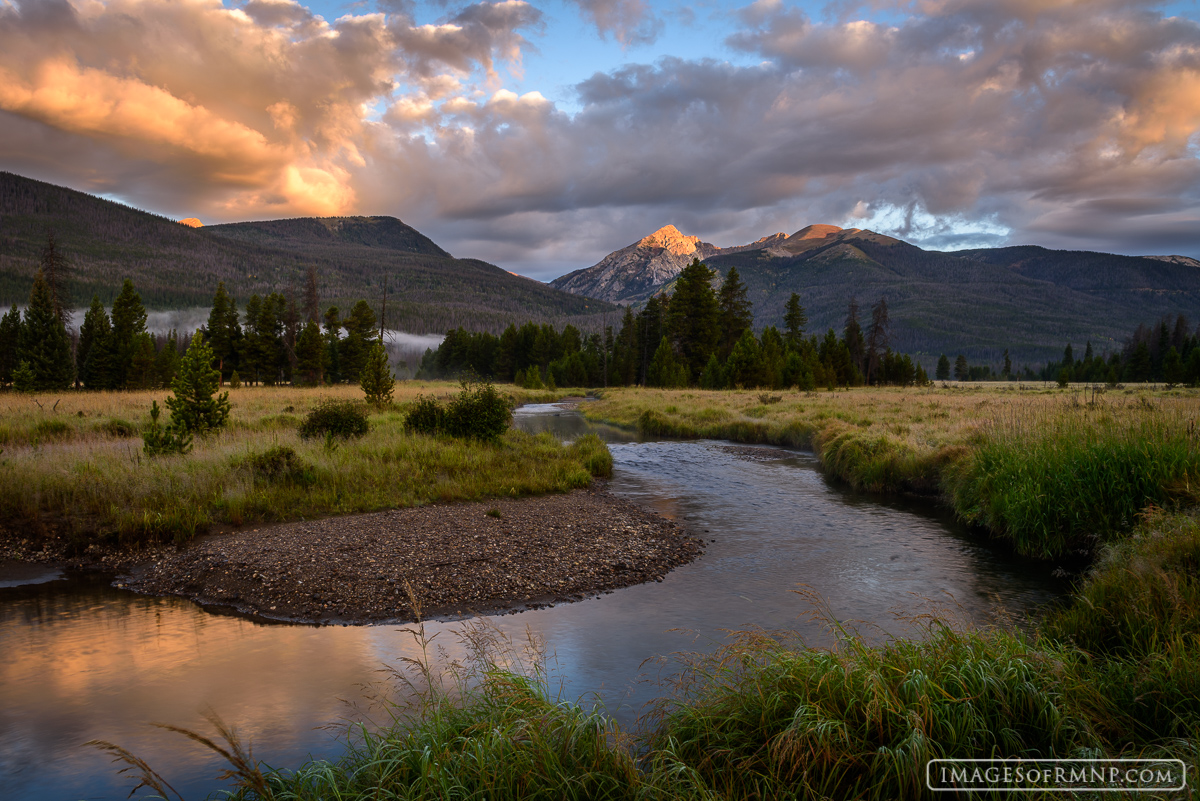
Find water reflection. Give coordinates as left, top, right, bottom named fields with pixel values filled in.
left=0, top=404, right=1066, bottom=800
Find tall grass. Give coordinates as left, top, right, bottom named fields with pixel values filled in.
left=949, top=399, right=1200, bottom=558
left=0, top=384, right=607, bottom=545
left=644, top=618, right=1097, bottom=800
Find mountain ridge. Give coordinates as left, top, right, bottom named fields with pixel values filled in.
left=0, top=171, right=614, bottom=335
left=552, top=222, right=1200, bottom=365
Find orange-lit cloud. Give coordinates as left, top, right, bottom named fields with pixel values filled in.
left=1, top=0, right=1199, bottom=274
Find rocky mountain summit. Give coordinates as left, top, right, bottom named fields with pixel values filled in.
left=550, top=223, right=874, bottom=304
left=549, top=225, right=723, bottom=304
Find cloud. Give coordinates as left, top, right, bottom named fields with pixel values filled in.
left=2, top=0, right=1200, bottom=275
left=0, top=0, right=539, bottom=218
left=566, top=0, right=663, bottom=46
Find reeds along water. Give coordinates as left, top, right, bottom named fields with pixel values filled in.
left=949, top=396, right=1200, bottom=558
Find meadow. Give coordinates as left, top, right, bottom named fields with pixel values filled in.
left=19, top=379, right=1199, bottom=798
left=0, top=382, right=607, bottom=546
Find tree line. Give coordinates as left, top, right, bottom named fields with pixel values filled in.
left=935, top=313, right=1200, bottom=386
left=418, top=259, right=929, bottom=389
left=0, top=237, right=390, bottom=391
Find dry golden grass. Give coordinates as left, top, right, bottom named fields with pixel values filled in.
left=0, top=382, right=602, bottom=545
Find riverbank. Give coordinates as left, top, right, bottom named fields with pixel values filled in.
left=0, top=383, right=599, bottom=547
left=125, top=485, right=703, bottom=625
left=584, top=384, right=1200, bottom=559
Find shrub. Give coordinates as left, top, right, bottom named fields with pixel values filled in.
left=239, top=446, right=316, bottom=486
left=143, top=400, right=192, bottom=456
left=97, top=418, right=138, bottom=438
left=299, top=399, right=369, bottom=439
left=405, top=395, right=446, bottom=435
left=444, top=380, right=512, bottom=441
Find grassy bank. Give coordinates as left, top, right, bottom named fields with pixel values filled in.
left=0, top=383, right=605, bottom=546
left=583, top=385, right=1200, bottom=559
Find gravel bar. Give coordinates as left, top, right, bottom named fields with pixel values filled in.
left=126, top=486, right=704, bottom=625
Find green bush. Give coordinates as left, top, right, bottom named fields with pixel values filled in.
left=299, top=400, right=369, bottom=440
left=96, top=418, right=138, bottom=438
left=405, top=395, right=446, bottom=436
left=239, top=446, right=316, bottom=486
left=444, top=381, right=512, bottom=442
left=143, top=400, right=192, bottom=456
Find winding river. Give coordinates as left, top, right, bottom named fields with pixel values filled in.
left=0, top=404, right=1066, bottom=800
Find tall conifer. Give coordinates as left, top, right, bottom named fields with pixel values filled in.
left=18, top=269, right=73, bottom=391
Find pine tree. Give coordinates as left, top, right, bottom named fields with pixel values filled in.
left=18, top=269, right=74, bottom=391
left=936, top=354, right=951, bottom=381
left=865, top=296, right=889, bottom=384
left=165, top=333, right=230, bottom=435
left=295, top=320, right=326, bottom=386
left=1129, top=341, right=1153, bottom=382
left=954, top=354, right=969, bottom=381
left=127, top=333, right=159, bottom=389
left=716, top=267, right=754, bottom=359
left=699, top=352, right=726, bottom=389
left=666, top=258, right=720, bottom=382
left=323, top=305, right=342, bottom=384
left=784, top=292, right=808, bottom=350
left=110, top=279, right=148, bottom=389
left=726, top=329, right=764, bottom=389
left=76, top=295, right=110, bottom=389
left=340, top=300, right=378, bottom=382
left=647, top=337, right=687, bottom=388
left=40, top=231, right=71, bottom=329
left=360, top=341, right=395, bottom=406
left=156, top=330, right=181, bottom=387
left=843, top=297, right=865, bottom=376
left=1002, top=349, right=1012, bottom=378
left=205, top=282, right=240, bottom=382
left=0, top=304, right=23, bottom=386
left=303, top=266, right=321, bottom=324
left=1163, top=346, right=1184, bottom=388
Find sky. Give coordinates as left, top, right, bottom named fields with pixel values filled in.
left=2, top=0, right=1200, bottom=280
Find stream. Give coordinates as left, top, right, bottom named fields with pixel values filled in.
left=0, top=403, right=1067, bottom=800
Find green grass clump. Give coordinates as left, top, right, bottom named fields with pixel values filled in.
left=569, top=434, right=613, bottom=478
left=1046, top=509, right=1200, bottom=658
left=949, top=404, right=1200, bottom=558
left=645, top=623, right=1096, bottom=800
left=33, top=418, right=75, bottom=442
left=254, top=672, right=641, bottom=800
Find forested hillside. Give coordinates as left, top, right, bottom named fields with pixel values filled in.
left=705, top=236, right=1200, bottom=366
left=0, top=172, right=613, bottom=334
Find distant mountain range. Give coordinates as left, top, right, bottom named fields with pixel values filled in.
left=551, top=224, right=1200, bottom=365
left=0, top=172, right=612, bottom=335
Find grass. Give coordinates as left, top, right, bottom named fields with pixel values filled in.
left=585, top=384, right=1200, bottom=559
left=0, top=383, right=604, bottom=545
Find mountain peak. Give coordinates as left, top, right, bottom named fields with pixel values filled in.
left=638, top=225, right=703, bottom=256
left=788, top=224, right=842, bottom=241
